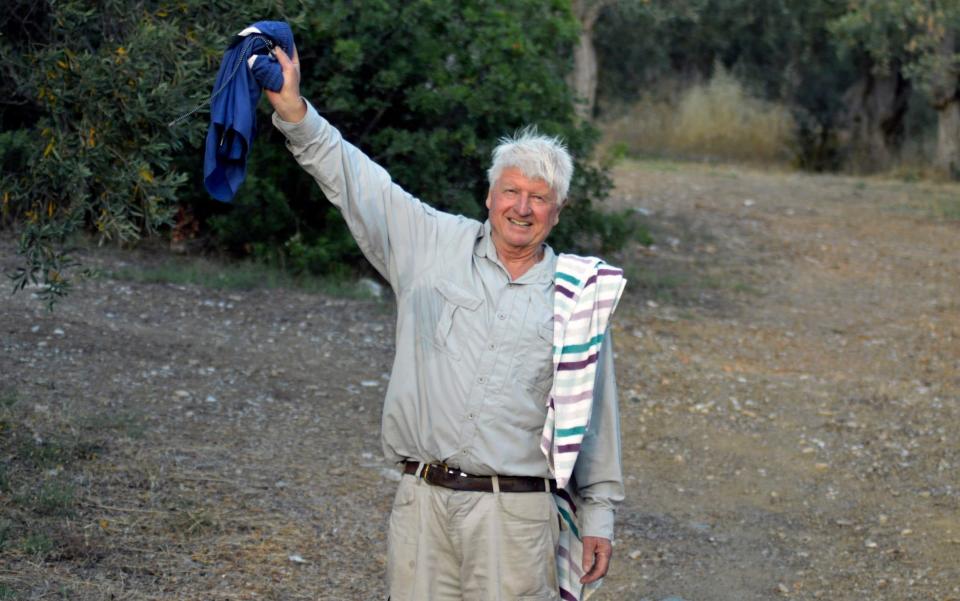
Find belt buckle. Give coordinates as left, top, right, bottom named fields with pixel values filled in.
left=422, top=462, right=447, bottom=481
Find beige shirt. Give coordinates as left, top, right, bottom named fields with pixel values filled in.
left=273, top=102, right=624, bottom=538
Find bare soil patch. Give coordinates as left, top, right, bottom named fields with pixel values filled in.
left=2, top=162, right=958, bottom=600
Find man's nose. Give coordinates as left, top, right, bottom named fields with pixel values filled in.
left=516, top=193, right=533, bottom=215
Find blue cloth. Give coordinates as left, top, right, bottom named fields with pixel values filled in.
left=203, top=21, right=294, bottom=202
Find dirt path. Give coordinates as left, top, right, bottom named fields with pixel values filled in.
left=1, top=162, right=958, bottom=600
left=607, top=162, right=959, bottom=600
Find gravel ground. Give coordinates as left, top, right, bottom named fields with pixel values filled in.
left=1, top=161, right=958, bottom=600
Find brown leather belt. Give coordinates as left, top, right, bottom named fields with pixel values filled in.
left=403, top=461, right=557, bottom=493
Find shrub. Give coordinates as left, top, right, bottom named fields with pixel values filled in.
left=602, top=68, right=797, bottom=165
left=671, top=68, right=797, bottom=163
left=3, top=0, right=636, bottom=307
left=0, top=0, right=289, bottom=307
left=202, top=0, right=632, bottom=272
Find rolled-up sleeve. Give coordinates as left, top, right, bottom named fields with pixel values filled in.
left=272, top=101, right=458, bottom=290
left=573, top=328, right=625, bottom=540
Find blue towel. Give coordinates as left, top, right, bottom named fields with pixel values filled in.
left=203, top=21, right=294, bottom=202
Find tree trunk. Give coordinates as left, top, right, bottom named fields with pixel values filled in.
left=572, top=18, right=599, bottom=119
left=930, top=30, right=959, bottom=178
left=935, top=99, right=960, bottom=177
left=570, top=0, right=614, bottom=120
left=841, top=69, right=911, bottom=172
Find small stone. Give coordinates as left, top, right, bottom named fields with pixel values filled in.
left=814, top=463, right=829, bottom=471
left=380, top=467, right=401, bottom=482
left=205, top=395, right=217, bottom=403
left=865, top=540, right=878, bottom=548
left=360, top=380, right=379, bottom=387
left=53, top=328, right=65, bottom=336
left=288, top=554, right=307, bottom=564
left=628, top=549, right=642, bottom=560
left=175, top=390, right=190, bottom=398
left=777, top=583, right=790, bottom=594
left=359, top=278, right=384, bottom=299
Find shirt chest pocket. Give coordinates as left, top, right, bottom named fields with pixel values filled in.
left=432, top=279, right=483, bottom=361
left=520, top=319, right=555, bottom=394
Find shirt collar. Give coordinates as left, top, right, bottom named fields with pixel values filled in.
left=475, top=219, right=556, bottom=284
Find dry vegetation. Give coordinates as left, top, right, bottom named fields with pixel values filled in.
left=600, top=69, right=798, bottom=166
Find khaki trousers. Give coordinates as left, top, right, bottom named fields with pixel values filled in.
left=387, top=473, right=560, bottom=601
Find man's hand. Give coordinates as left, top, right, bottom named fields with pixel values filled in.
left=265, top=46, right=307, bottom=123
left=580, top=536, right=612, bottom=584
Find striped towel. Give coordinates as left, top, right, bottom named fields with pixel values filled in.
left=543, top=253, right=626, bottom=601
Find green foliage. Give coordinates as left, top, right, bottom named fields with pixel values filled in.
left=594, top=0, right=858, bottom=170
left=0, top=521, right=11, bottom=550
left=3, top=2, right=177, bottom=303
left=829, top=1, right=960, bottom=175
left=20, top=532, right=55, bottom=557
left=830, top=1, right=960, bottom=103
left=0, top=389, right=16, bottom=409
left=19, top=481, right=77, bottom=517
left=108, top=254, right=375, bottom=297
left=0, top=0, right=294, bottom=306
left=4, top=0, right=628, bottom=305
left=207, top=0, right=623, bottom=269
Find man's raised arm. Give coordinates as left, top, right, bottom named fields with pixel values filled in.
left=265, top=47, right=456, bottom=289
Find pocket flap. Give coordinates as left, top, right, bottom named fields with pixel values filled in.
left=538, top=320, right=554, bottom=344
left=436, top=279, right=482, bottom=311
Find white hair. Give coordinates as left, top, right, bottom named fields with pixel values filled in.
left=487, top=126, right=574, bottom=204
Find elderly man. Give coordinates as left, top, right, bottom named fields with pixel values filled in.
left=266, top=47, right=623, bottom=601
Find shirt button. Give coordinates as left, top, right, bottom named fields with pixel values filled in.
left=487, top=343, right=496, bottom=350
left=497, top=313, right=506, bottom=320
left=466, top=413, right=475, bottom=420
left=477, top=376, right=486, bottom=384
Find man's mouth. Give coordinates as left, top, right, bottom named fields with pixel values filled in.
left=507, top=217, right=532, bottom=227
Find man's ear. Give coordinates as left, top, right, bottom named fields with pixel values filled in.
left=552, top=203, right=562, bottom=226
left=485, top=189, right=493, bottom=210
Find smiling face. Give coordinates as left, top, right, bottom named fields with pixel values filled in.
left=485, top=167, right=561, bottom=262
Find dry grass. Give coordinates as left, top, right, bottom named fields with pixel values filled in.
left=601, top=68, right=797, bottom=166
left=0, top=387, right=331, bottom=600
